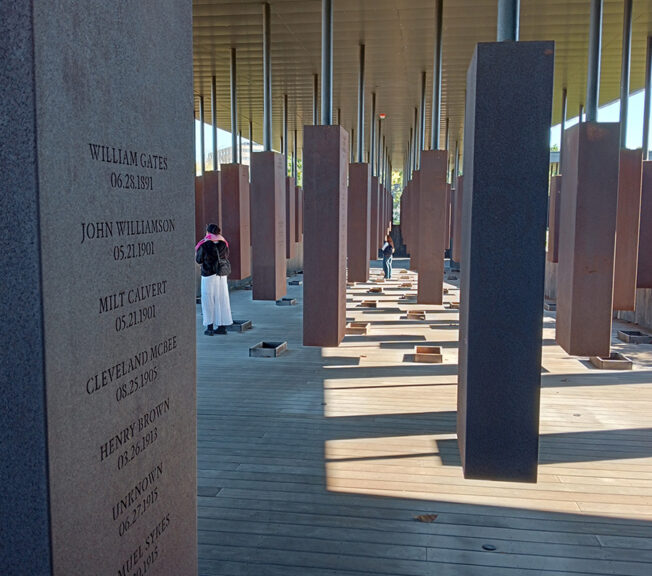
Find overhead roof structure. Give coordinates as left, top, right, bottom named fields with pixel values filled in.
left=193, top=0, right=652, bottom=166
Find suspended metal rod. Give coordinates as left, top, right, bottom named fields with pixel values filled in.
left=497, top=0, right=519, bottom=42
left=321, top=0, right=333, bottom=125
left=559, top=88, right=567, bottom=173
left=211, top=75, right=217, bottom=170
left=230, top=49, right=238, bottom=163
left=370, top=92, right=376, bottom=175
left=199, top=95, right=205, bottom=174
left=585, top=0, right=603, bottom=123
left=357, top=44, right=365, bottom=163
left=262, top=2, right=272, bottom=150
left=620, top=0, right=633, bottom=148
left=313, top=74, right=319, bottom=125
left=643, top=36, right=652, bottom=159
left=432, top=0, right=443, bottom=150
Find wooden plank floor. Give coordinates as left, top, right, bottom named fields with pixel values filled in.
left=197, top=260, right=652, bottom=576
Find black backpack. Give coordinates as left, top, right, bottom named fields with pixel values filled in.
left=217, top=242, right=231, bottom=276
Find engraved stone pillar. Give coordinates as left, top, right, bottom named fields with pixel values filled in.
left=638, top=161, right=652, bottom=288
left=286, top=176, right=296, bottom=259
left=203, top=170, right=221, bottom=229
left=452, top=175, right=464, bottom=263
left=613, top=149, right=643, bottom=309
left=417, top=150, right=447, bottom=304
left=547, top=175, right=562, bottom=263
left=251, top=151, right=287, bottom=300
left=221, top=163, right=251, bottom=280
left=1, top=3, right=197, bottom=573
left=303, top=125, right=348, bottom=346
left=458, top=41, right=554, bottom=483
left=556, top=122, right=620, bottom=356
left=348, top=163, right=371, bottom=282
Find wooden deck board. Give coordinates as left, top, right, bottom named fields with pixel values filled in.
left=197, top=265, right=652, bottom=574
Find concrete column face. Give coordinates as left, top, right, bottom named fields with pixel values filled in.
left=637, top=161, right=652, bottom=288
left=1, top=3, right=197, bottom=573
left=303, top=125, right=349, bottom=346
left=202, top=170, right=221, bottom=229
left=452, top=176, right=464, bottom=263
left=348, top=163, right=371, bottom=282
left=195, top=176, right=205, bottom=244
left=613, top=149, right=643, bottom=309
left=556, top=122, right=620, bottom=356
left=458, top=41, right=554, bottom=483
left=417, top=150, right=447, bottom=304
left=369, top=176, right=380, bottom=259
left=221, top=164, right=252, bottom=280
left=286, top=176, right=297, bottom=259
left=251, top=151, right=287, bottom=300
left=547, top=175, right=562, bottom=263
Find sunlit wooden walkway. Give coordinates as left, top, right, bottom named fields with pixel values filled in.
left=196, top=260, right=652, bottom=575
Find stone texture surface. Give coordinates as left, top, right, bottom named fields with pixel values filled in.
left=347, top=163, right=371, bottom=283
left=547, top=175, right=562, bottom=263
left=203, top=169, right=221, bottom=229
left=221, top=163, right=251, bottom=280
left=638, top=161, right=652, bottom=288
left=556, top=122, right=620, bottom=357
left=303, top=125, right=349, bottom=347
left=458, top=41, right=554, bottom=483
left=452, top=176, right=464, bottom=263
left=417, top=151, right=448, bottom=304
left=5, top=2, right=198, bottom=574
left=613, top=149, right=643, bottom=310
left=0, top=3, right=52, bottom=573
left=286, top=176, right=296, bottom=259
left=251, top=151, right=287, bottom=300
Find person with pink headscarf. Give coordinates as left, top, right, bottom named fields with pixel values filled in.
left=195, top=223, right=233, bottom=335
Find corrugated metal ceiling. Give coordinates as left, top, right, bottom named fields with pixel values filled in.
left=193, top=0, right=652, bottom=167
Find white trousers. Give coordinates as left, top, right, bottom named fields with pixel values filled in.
left=201, top=274, right=233, bottom=327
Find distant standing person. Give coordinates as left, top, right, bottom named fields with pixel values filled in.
left=382, top=233, right=394, bottom=279
left=195, top=224, right=233, bottom=335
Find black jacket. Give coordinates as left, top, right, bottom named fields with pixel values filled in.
left=196, top=241, right=230, bottom=277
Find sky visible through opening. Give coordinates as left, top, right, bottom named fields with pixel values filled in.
left=195, top=90, right=649, bottom=172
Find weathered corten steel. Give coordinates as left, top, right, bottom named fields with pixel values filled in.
left=303, top=125, right=349, bottom=347
left=556, top=122, right=620, bottom=356
left=286, top=176, right=296, bottom=259
left=347, top=163, right=371, bottom=283
left=221, top=163, right=251, bottom=280
left=638, top=161, right=652, bottom=288
left=417, top=150, right=447, bottom=304
left=613, top=149, right=643, bottom=310
left=547, top=175, right=562, bottom=263
left=251, top=151, right=287, bottom=300
left=202, top=170, right=221, bottom=230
